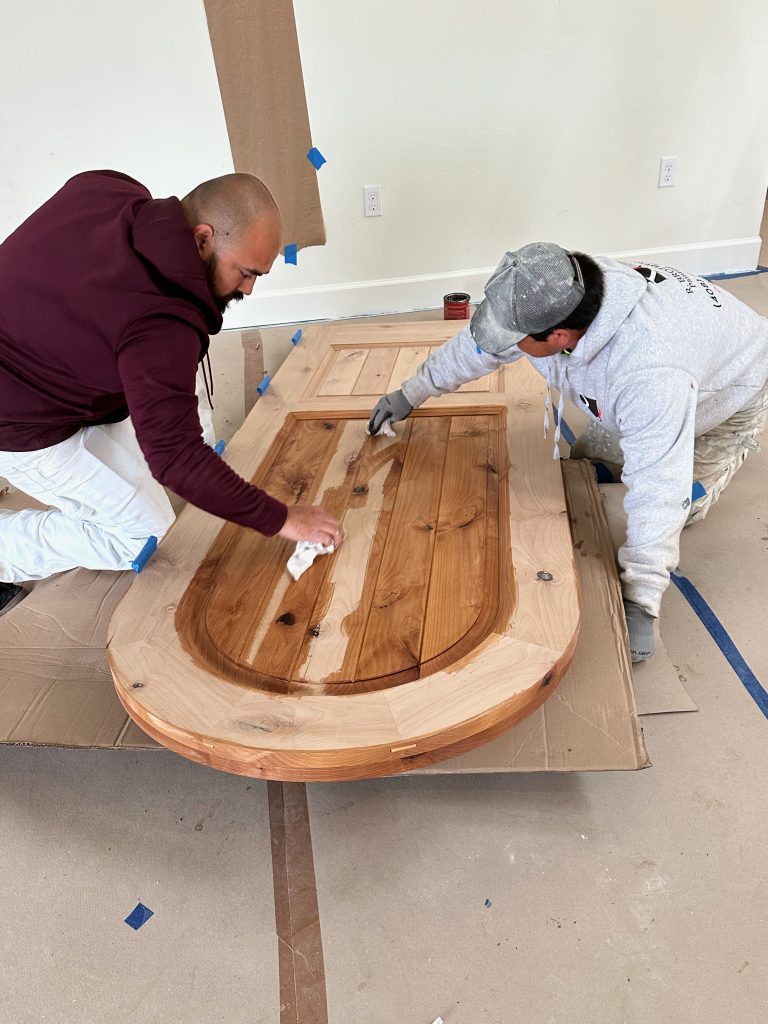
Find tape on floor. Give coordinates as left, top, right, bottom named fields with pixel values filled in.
left=671, top=569, right=768, bottom=719
left=124, top=902, right=154, bottom=930
left=704, top=266, right=768, bottom=282
left=241, top=329, right=265, bottom=415
left=267, top=781, right=328, bottom=1024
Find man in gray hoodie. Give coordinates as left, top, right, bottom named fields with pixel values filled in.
left=368, top=242, right=768, bottom=662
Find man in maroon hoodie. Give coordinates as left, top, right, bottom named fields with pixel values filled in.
left=0, top=170, right=342, bottom=610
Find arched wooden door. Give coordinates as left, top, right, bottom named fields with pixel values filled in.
left=108, top=321, right=580, bottom=780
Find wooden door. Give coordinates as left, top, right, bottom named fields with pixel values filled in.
left=108, top=321, right=580, bottom=780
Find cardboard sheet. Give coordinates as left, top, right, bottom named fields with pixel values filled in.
left=202, top=0, right=326, bottom=250
left=0, top=461, right=648, bottom=772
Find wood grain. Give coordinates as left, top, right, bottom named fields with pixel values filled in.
left=420, top=415, right=491, bottom=661
left=386, top=346, right=430, bottom=391
left=248, top=421, right=362, bottom=681
left=352, top=347, right=399, bottom=395
left=108, top=320, right=580, bottom=781
left=355, top=415, right=450, bottom=682
left=317, top=348, right=367, bottom=396
left=186, top=417, right=340, bottom=675
left=294, top=424, right=411, bottom=690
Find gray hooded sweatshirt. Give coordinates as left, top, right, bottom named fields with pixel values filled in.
left=401, top=257, right=768, bottom=617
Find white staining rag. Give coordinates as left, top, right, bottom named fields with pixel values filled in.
left=366, top=420, right=396, bottom=437
left=286, top=540, right=335, bottom=581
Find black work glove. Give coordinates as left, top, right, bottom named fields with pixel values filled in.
left=624, top=599, right=656, bottom=663
left=368, top=389, right=413, bottom=435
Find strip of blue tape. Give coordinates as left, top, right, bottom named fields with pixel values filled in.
left=551, top=407, right=577, bottom=446
left=124, top=903, right=154, bottom=930
left=704, top=266, right=768, bottom=282
left=284, top=243, right=298, bottom=265
left=257, top=374, right=271, bottom=396
left=131, top=535, right=158, bottom=574
left=306, top=147, right=327, bottom=170
left=691, top=480, right=706, bottom=501
left=670, top=569, right=768, bottom=719
left=291, top=328, right=303, bottom=345
left=214, top=439, right=226, bottom=456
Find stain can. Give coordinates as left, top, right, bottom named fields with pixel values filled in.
left=443, top=292, right=471, bottom=320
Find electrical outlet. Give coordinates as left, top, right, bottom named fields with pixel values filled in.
left=363, top=185, right=382, bottom=217
left=658, top=157, right=678, bottom=188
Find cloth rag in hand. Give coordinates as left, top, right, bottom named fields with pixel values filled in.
left=366, top=420, right=396, bottom=437
left=287, top=540, right=335, bottom=581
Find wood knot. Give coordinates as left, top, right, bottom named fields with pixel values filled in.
left=276, top=612, right=296, bottom=626
left=322, top=422, right=336, bottom=430
left=131, top=681, right=145, bottom=689
left=308, top=625, right=321, bottom=638
left=353, top=485, right=368, bottom=494
left=542, top=672, right=554, bottom=687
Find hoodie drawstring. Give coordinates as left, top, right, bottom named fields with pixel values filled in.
left=543, top=358, right=567, bottom=460
left=201, top=351, right=214, bottom=410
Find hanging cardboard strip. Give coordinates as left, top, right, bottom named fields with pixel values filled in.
left=203, top=0, right=326, bottom=249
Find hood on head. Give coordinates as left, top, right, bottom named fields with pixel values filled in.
left=132, top=197, right=223, bottom=335
left=568, top=257, right=647, bottom=364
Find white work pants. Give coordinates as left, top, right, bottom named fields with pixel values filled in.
left=0, top=417, right=175, bottom=583
left=0, top=369, right=216, bottom=583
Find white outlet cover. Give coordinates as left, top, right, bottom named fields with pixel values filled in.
left=363, top=184, right=382, bottom=217
left=658, top=157, right=678, bottom=188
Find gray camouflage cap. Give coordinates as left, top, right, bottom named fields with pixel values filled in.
left=470, top=242, right=586, bottom=354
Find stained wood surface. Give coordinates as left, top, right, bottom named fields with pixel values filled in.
left=108, top=321, right=580, bottom=781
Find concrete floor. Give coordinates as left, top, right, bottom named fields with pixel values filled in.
left=2, top=251, right=768, bottom=1022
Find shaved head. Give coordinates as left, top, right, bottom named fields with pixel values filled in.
left=181, top=172, right=281, bottom=248
left=182, top=173, right=283, bottom=313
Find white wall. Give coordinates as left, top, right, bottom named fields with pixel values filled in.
left=0, top=0, right=233, bottom=238
left=1, top=0, right=767, bottom=332
left=248, top=0, right=768, bottom=326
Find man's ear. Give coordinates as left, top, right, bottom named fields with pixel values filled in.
left=548, top=328, right=582, bottom=353
left=192, top=223, right=214, bottom=256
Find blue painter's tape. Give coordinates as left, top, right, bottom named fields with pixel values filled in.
left=704, top=266, right=768, bottom=282
left=691, top=481, right=706, bottom=501
left=124, top=903, right=154, bottom=930
left=291, top=328, right=303, bottom=346
left=257, top=374, right=271, bottom=396
left=131, top=536, right=157, bottom=574
left=214, top=439, right=226, bottom=456
left=284, top=243, right=298, bottom=265
left=476, top=344, right=482, bottom=354
left=671, top=568, right=768, bottom=719
left=551, top=406, right=577, bottom=447
left=306, top=147, right=327, bottom=170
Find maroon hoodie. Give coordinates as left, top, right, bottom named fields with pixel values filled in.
left=0, top=170, right=287, bottom=535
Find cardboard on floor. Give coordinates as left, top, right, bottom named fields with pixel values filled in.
left=0, top=460, right=648, bottom=774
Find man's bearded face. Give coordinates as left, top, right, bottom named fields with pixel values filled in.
left=203, top=250, right=245, bottom=314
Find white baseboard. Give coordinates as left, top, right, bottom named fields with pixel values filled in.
left=227, top=235, right=763, bottom=329
left=606, top=235, right=763, bottom=278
